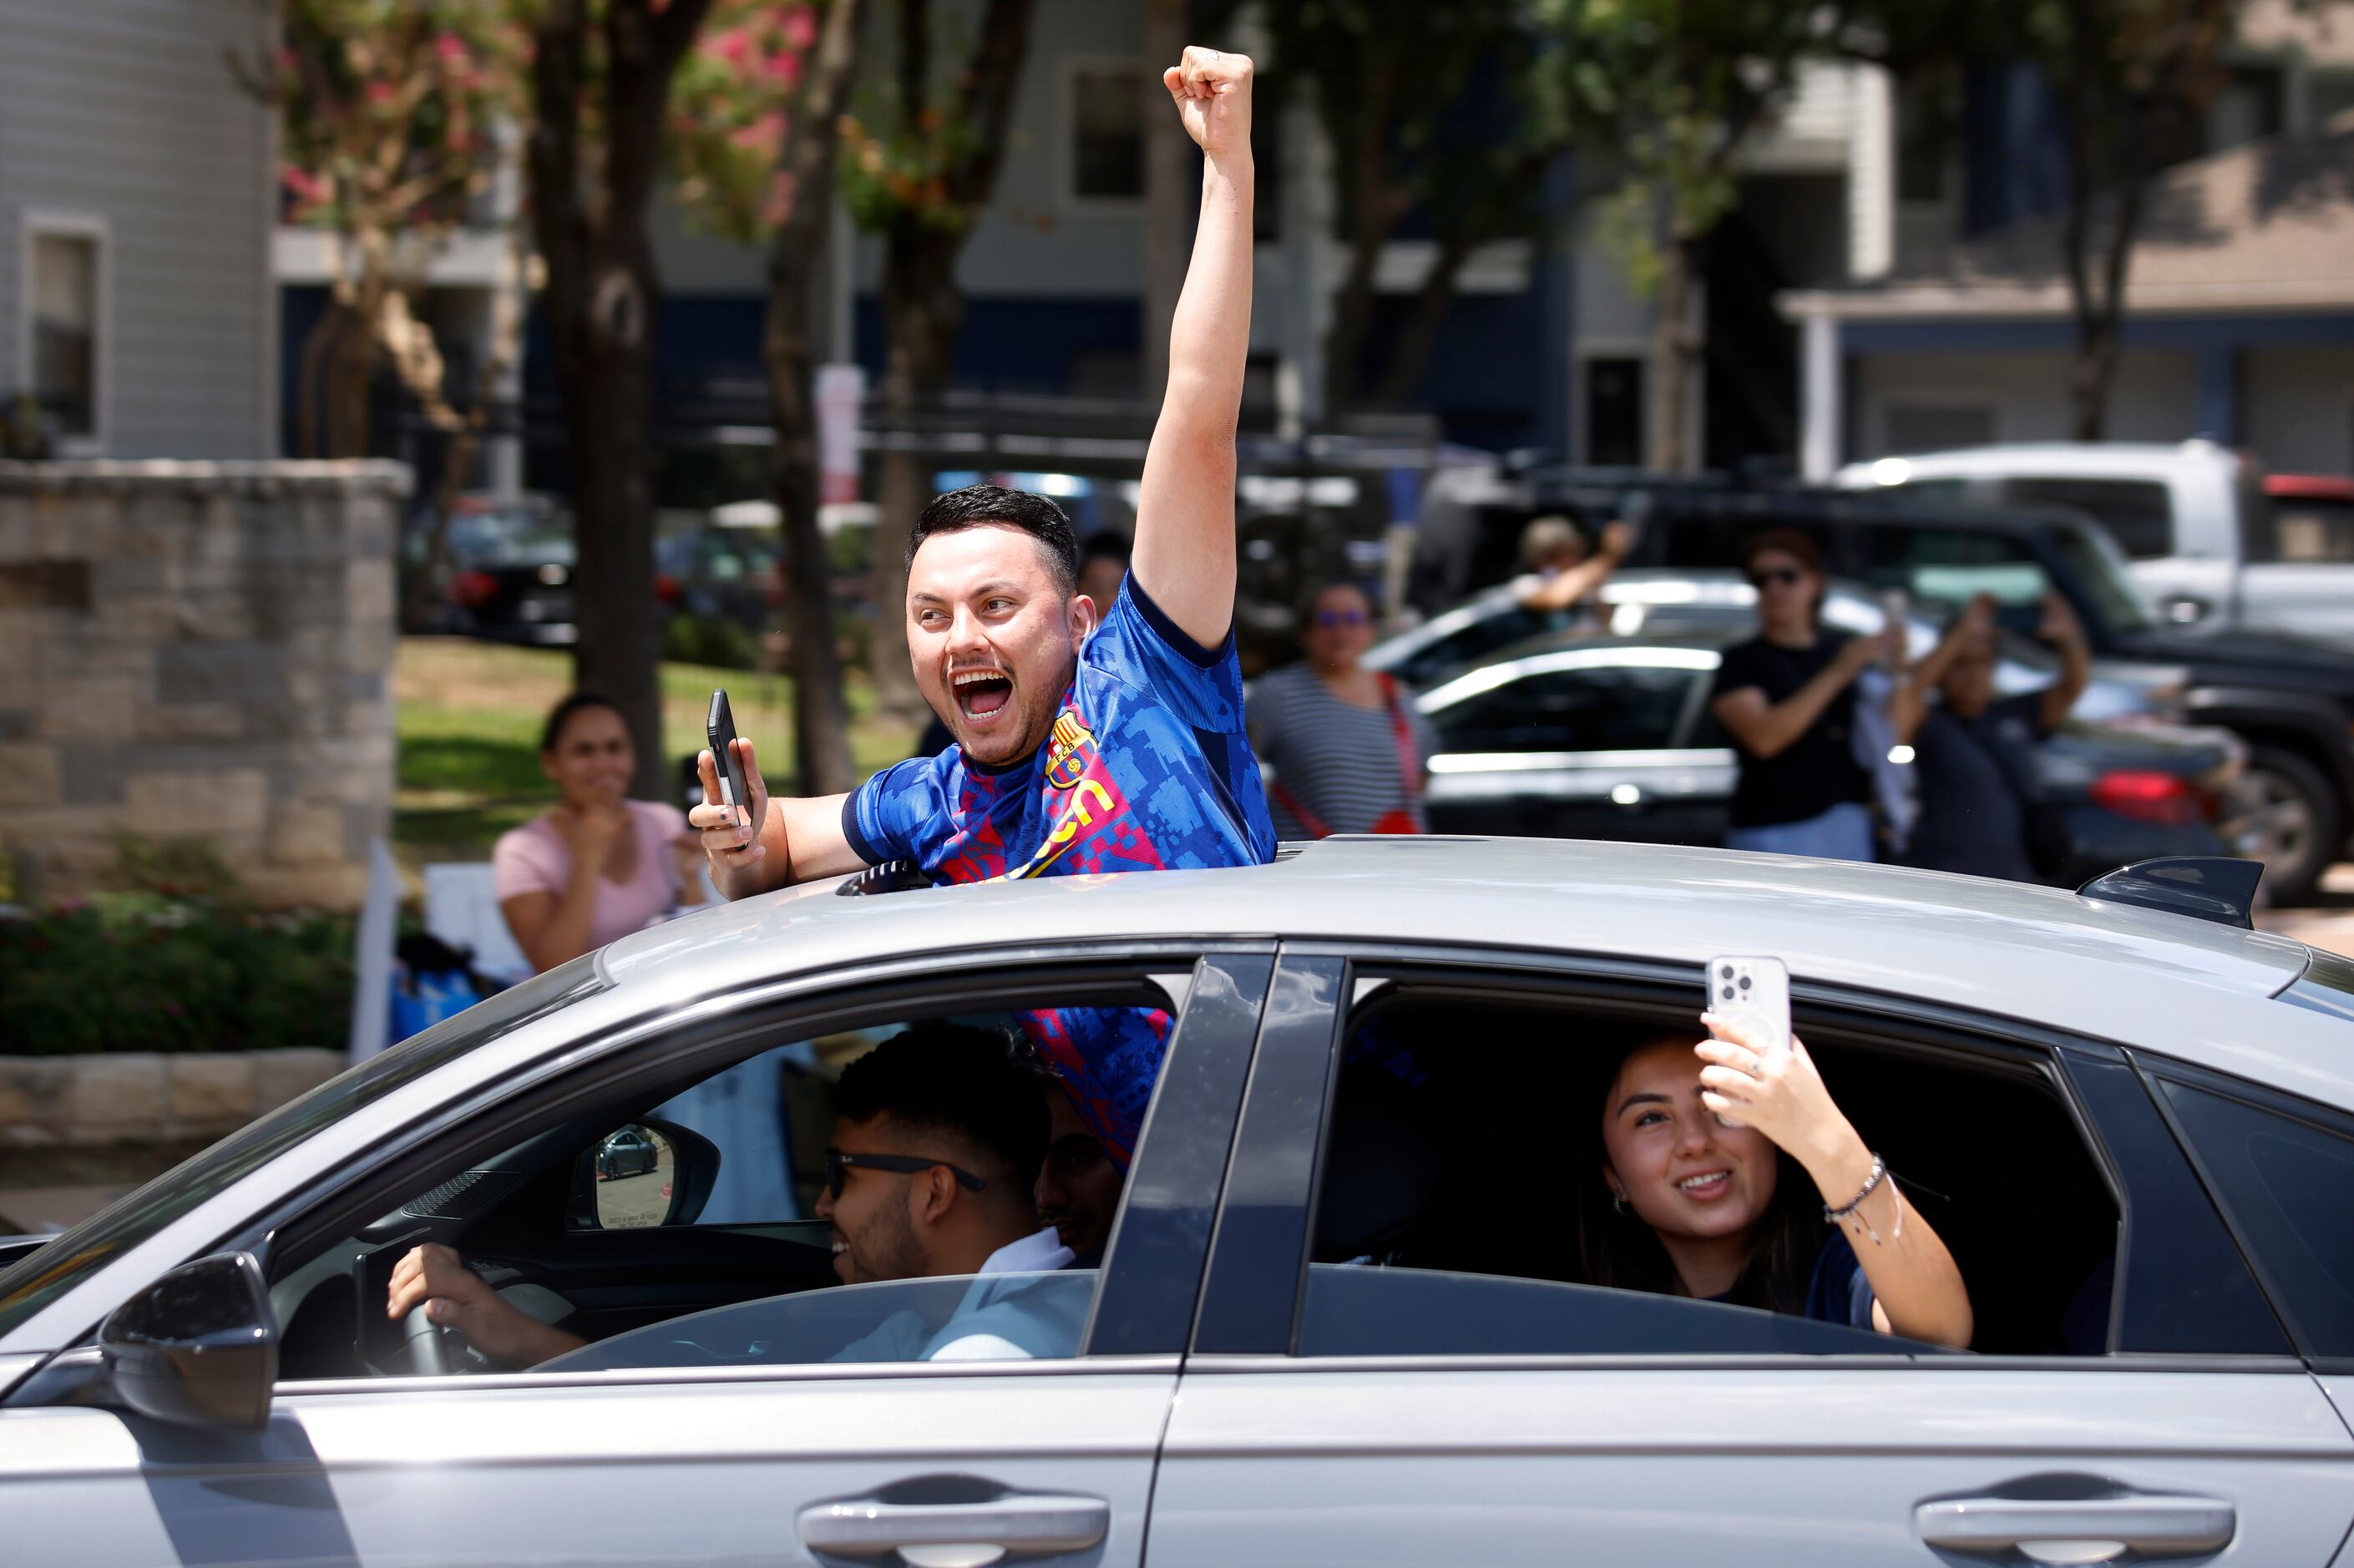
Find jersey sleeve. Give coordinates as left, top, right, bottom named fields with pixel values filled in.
left=842, top=756, right=939, bottom=867
left=1086, top=574, right=1249, bottom=734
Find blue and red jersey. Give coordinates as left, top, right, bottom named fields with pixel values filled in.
left=842, top=575, right=1278, bottom=1158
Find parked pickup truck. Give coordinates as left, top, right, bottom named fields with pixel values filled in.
left=1835, top=441, right=2354, bottom=646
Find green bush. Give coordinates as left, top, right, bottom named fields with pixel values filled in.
left=0, top=839, right=354, bottom=1055
left=0, top=895, right=356, bottom=1056
left=663, top=611, right=762, bottom=670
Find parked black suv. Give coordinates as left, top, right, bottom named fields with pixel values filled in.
left=1525, top=475, right=2354, bottom=902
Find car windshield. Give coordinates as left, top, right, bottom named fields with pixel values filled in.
left=2038, top=520, right=2154, bottom=632
left=0, top=959, right=609, bottom=1343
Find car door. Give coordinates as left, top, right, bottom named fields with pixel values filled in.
left=2238, top=487, right=2354, bottom=645
left=1150, top=951, right=2354, bottom=1567
left=1420, top=650, right=1730, bottom=844
left=1, top=950, right=1272, bottom=1568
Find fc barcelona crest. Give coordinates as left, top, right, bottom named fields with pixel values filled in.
left=1045, top=711, right=1097, bottom=789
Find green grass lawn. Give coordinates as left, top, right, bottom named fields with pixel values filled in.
left=394, top=637, right=917, bottom=875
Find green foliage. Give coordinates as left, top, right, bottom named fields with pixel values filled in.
left=668, top=2, right=826, bottom=241
left=1543, top=0, right=1829, bottom=271
left=247, top=0, right=528, bottom=236
left=663, top=611, right=763, bottom=670
left=0, top=895, right=355, bottom=1057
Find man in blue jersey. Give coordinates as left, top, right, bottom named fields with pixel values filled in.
left=691, top=44, right=1273, bottom=1157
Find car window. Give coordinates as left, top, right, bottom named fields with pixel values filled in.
left=1390, top=605, right=1559, bottom=688
left=1290, top=985, right=2119, bottom=1358
left=1430, top=666, right=1697, bottom=753
left=1856, top=526, right=2052, bottom=615
left=2160, top=1080, right=2354, bottom=1358
left=2251, top=493, right=2354, bottom=565
left=288, top=988, right=1180, bottom=1381
left=0, top=959, right=610, bottom=1341
left=2000, top=477, right=2175, bottom=559
left=2037, top=521, right=2154, bottom=631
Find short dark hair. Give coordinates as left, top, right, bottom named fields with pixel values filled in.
left=833, top=1020, right=1056, bottom=1194
left=1741, top=528, right=1825, bottom=576
left=907, top=484, right=1081, bottom=596
left=539, top=690, right=626, bottom=754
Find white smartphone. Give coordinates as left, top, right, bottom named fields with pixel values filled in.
left=1706, top=955, right=1791, bottom=1056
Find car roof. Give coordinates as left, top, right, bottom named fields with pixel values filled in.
left=1836, top=444, right=2221, bottom=483
left=593, top=837, right=2347, bottom=1109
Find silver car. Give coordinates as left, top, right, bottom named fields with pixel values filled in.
left=5, top=840, right=2354, bottom=1565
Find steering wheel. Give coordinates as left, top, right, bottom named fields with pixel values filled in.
left=398, top=1300, right=460, bottom=1377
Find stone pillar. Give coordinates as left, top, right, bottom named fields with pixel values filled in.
left=0, top=459, right=410, bottom=908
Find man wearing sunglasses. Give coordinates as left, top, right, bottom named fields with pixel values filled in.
left=386, top=1023, right=1078, bottom=1368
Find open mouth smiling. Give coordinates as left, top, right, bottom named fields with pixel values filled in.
left=951, top=667, right=1015, bottom=720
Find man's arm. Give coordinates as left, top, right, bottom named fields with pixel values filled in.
left=2038, top=592, right=2093, bottom=732
left=689, top=738, right=868, bottom=899
left=1129, top=45, right=1254, bottom=650
left=1514, top=521, right=1636, bottom=611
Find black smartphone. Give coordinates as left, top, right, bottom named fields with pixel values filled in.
left=706, top=688, right=751, bottom=830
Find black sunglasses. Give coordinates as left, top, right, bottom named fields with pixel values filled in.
left=823, top=1146, right=987, bottom=1200
left=1747, top=567, right=1805, bottom=589
left=1314, top=607, right=1369, bottom=628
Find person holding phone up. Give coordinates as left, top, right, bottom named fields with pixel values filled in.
left=491, top=693, right=705, bottom=974
left=1583, top=1014, right=1973, bottom=1347
left=1708, top=529, right=1904, bottom=862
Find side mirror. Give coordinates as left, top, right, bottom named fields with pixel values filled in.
left=99, top=1252, right=277, bottom=1430
left=567, top=1118, right=721, bottom=1232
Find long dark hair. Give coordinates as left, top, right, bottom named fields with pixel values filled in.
left=1574, top=1030, right=1824, bottom=1314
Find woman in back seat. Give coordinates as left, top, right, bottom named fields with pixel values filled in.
left=1581, top=1019, right=1973, bottom=1348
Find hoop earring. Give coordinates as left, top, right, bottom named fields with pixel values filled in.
left=1610, top=1191, right=1628, bottom=1217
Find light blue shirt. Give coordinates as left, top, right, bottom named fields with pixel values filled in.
left=829, top=1227, right=1086, bottom=1363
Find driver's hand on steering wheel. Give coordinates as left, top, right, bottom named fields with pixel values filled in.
left=386, top=1243, right=583, bottom=1368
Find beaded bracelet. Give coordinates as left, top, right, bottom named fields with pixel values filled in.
left=1824, top=1151, right=1903, bottom=1247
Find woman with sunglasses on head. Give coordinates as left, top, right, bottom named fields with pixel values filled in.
left=1248, top=580, right=1440, bottom=839
left=1582, top=1017, right=1972, bottom=1347
left=1707, top=530, right=1903, bottom=862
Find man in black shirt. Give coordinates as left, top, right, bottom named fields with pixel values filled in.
left=1709, top=529, right=1898, bottom=861
left=1893, top=593, right=2091, bottom=882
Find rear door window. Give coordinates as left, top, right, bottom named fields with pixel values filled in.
left=2161, top=1078, right=2354, bottom=1358
left=1999, top=478, right=2175, bottom=560
left=1431, top=666, right=1698, bottom=754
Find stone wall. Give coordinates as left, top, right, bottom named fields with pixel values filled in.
left=0, top=1050, right=346, bottom=1147
left=0, top=461, right=409, bottom=908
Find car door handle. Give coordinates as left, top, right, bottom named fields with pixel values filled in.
left=1916, top=1495, right=2235, bottom=1563
left=798, top=1491, right=1110, bottom=1568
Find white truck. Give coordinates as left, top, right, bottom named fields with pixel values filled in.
left=1836, top=440, right=2354, bottom=646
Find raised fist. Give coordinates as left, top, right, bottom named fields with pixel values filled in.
left=1163, top=45, right=1253, bottom=159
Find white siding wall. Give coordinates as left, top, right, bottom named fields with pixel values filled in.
left=0, top=0, right=277, bottom=458
left=2245, top=346, right=2354, bottom=472
left=1852, top=350, right=2198, bottom=457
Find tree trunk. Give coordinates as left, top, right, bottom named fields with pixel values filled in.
left=1320, top=59, right=1404, bottom=412
left=1138, top=0, right=1190, bottom=401
left=764, top=0, right=868, bottom=797
left=529, top=0, right=715, bottom=804
left=870, top=229, right=964, bottom=724
left=866, top=0, right=1037, bottom=726
left=1646, top=223, right=1705, bottom=473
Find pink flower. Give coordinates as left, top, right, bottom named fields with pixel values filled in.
left=433, top=32, right=469, bottom=68
left=366, top=80, right=396, bottom=106
left=765, top=48, right=803, bottom=88
left=783, top=7, right=818, bottom=50
left=711, top=28, right=752, bottom=65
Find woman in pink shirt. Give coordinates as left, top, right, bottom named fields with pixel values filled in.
left=493, top=693, right=704, bottom=972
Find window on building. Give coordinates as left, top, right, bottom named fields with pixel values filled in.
left=1070, top=65, right=1145, bottom=203
left=2206, top=63, right=2286, bottom=152
left=1883, top=404, right=1994, bottom=454
left=27, top=224, right=102, bottom=440
left=1585, top=357, right=1643, bottom=466
left=2311, top=71, right=2354, bottom=128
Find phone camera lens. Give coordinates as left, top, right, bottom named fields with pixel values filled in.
left=1719, top=965, right=1734, bottom=980
left=1738, top=976, right=1751, bottom=991
left=1721, top=986, right=1735, bottom=1001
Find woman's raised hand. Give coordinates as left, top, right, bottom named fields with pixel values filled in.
left=1693, top=1014, right=1855, bottom=1171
